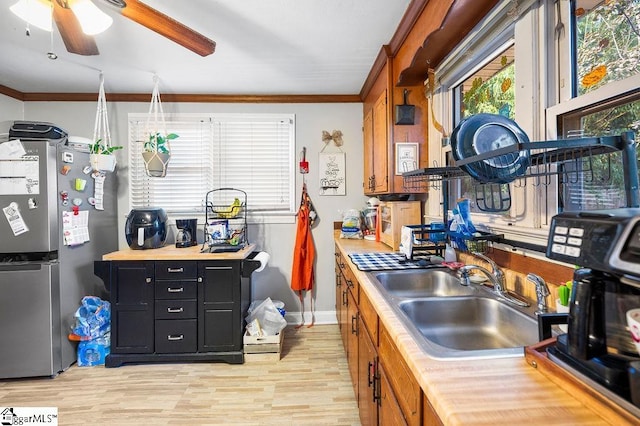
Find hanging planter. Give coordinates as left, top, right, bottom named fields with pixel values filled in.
left=90, top=152, right=117, bottom=172
left=142, top=76, right=178, bottom=178
left=90, top=73, right=122, bottom=172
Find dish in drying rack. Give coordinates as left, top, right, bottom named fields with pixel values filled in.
left=451, top=113, right=530, bottom=183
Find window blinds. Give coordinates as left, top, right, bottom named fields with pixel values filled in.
left=129, top=113, right=295, bottom=216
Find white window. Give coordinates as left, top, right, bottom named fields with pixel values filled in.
left=429, top=0, right=546, bottom=245
left=429, top=0, right=640, bottom=250
left=129, top=113, right=295, bottom=222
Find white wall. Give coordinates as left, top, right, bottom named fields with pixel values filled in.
left=0, top=94, right=24, bottom=125
left=20, top=100, right=366, bottom=325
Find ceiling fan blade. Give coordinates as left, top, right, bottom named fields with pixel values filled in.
left=121, top=0, right=215, bottom=56
left=52, top=0, right=99, bottom=56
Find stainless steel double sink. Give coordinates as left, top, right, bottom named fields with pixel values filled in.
left=370, top=268, right=542, bottom=360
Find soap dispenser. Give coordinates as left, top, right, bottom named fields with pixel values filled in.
left=444, top=244, right=457, bottom=262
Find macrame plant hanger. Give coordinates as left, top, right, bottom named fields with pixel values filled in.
left=90, top=72, right=117, bottom=173
left=143, top=75, right=171, bottom=177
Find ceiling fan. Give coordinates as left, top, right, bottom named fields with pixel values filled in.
left=15, top=0, right=216, bottom=57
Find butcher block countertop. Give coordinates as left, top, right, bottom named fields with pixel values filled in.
left=334, top=233, right=635, bottom=425
left=102, top=244, right=256, bottom=260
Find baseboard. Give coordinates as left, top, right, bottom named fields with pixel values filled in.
left=283, top=310, right=337, bottom=326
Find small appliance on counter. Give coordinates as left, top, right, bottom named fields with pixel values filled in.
left=363, top=198, right=379, bottom=241
left=175, top=218, right=198, bottom=248
left=545, top=208, right=640, bottom=414
left=125, top=207, right=168, bottom=249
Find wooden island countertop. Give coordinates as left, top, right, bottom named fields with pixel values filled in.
left=102, top=244, right=256, bottom=261
left=335, top=233, right=636, bottom=425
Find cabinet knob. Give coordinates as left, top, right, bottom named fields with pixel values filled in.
left=145, top=277, right=152, bottom=283
left=198, top=277, right=203, bottom=282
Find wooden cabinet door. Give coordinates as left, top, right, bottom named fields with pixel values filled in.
left=372, top=89, right=389, bottom=194
left=198, top=261, right=241, bottom=352
left=358, top=315, right=378, bottom=426
left=339, top=272, right=349, bottom=350
left=110, top=261, right=155, bottom=354
left=379, top=363, right=408, bottom=426
left=423, top=394, right=444, bottom=426
left=363, top=108, right=375, bottom=193
left=347, top=289, right=359, bottom=394
left=379, top=324, right=422, bottom=426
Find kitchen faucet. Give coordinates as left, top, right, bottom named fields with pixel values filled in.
left=526, top=273, right=550, bottom=315
left=458, top=252, right=530, bottom=307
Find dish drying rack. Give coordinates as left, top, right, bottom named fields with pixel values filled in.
left=402, top=224, right=502, bottom=259
left=402, top=132, right=638, bottom=253
left=201, top=188, right=248, bottom=253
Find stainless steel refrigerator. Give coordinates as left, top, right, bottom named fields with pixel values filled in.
left=0, top=123, right=118, bottom=378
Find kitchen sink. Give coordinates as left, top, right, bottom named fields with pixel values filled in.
left=369, top=268, right=544, bottom=360
left=398, top=297, right=539, bottom=358
left=374, top=269, right=477, bottom=298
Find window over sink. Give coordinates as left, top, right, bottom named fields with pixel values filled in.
left=426, top=0, right=640, bottom=250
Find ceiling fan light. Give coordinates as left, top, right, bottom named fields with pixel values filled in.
left=70, top=0, right=113, bottom=35
left=10, top=0, right=52, bottom=32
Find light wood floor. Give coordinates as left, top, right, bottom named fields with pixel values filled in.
left=0, top=325, right=361, bottom=426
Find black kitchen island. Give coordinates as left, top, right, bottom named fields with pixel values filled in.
left=94, top=244, right=259, bottom=367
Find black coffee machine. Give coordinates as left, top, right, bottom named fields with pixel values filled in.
left=546, top=209, right=640, bottom=412
left=175, top=218, right=198, bottom=248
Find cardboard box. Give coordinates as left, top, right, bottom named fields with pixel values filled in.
left=243, top=330, right=284, bottom=358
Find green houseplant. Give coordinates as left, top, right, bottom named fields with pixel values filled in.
left=144, top=132, right=178, bottom=154
left=142, top=132, right=178, bottom=177
left=89, top=138, right=122, bottom=172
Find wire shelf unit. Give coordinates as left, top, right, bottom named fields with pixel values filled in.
left=201, top=188, right=248, bottom=253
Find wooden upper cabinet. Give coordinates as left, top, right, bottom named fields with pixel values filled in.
left=372, top=90, right=389, bottom=194
left=363, top=109, right=374, bottom=194
left=359, top=0, right=502, bottom=196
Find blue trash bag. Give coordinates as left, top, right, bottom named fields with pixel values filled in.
left=77, top=332, right=110, bottom=367
left=72, top=296, right=111, bottom=339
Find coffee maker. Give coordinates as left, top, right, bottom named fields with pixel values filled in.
left=175, top=219, right=198, bottom=248
left=546, top=209, right=640, bottom=412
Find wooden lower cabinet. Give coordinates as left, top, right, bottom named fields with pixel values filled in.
left=379, top=324, right=422, bottom=426
left=423, top=394, right=444, bottom=426
left=358, top=315, right=379, bottom=426
left=335, top=249, right=444, bottom=426
left=379, top=362, right=408, bottom=426
left=347, top=288, right=359, bottom=391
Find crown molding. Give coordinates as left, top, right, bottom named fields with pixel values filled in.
left=0, top=85, right=361, bottom=103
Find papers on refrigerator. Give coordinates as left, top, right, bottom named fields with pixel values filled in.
left=2, top=202, right=28, bottom=236
left=62, top=210, right=90, bottom=246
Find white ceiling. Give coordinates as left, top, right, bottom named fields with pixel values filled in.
left=0, top=0, right=411, bottom=95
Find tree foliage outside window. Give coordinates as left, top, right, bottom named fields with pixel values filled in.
left=462, top=56, right=515, bottom=119
left=576, top=0, right=640, bottom=97
left=559, top=0, right=640, bottom=211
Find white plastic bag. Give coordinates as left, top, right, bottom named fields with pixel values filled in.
left=245, top=297, right=287, bottom=336
left=340, top=209, right=363, bottom=239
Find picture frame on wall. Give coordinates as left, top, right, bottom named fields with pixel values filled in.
left=395, top=142, right=419, bottom=175
left=319, top=152, right=346, bottom=195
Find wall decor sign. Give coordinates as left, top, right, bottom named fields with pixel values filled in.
left=319, top=152, right=346, bottom=195
left=395, top=142, right=419, bottom=175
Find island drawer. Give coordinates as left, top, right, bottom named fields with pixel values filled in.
left=155, top=261, right=197, bottom=280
